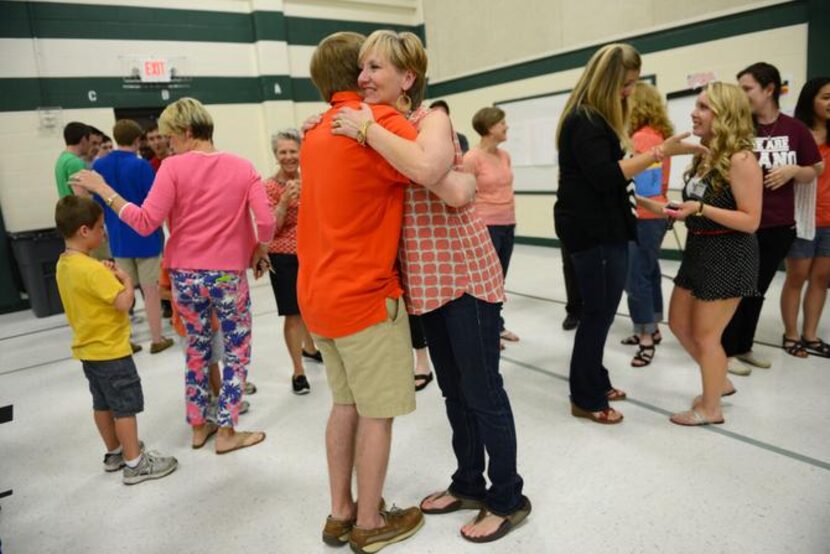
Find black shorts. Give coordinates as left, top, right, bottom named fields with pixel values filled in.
left=268, top=253, right=300, bottom=316
left=82, top=356, right=144, bottom=418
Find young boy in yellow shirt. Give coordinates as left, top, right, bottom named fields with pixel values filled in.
left=55, top=195, right=177, bottom=485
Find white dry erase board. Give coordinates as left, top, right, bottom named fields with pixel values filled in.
left=495, top=91, right=569, bottom=192
left=496, top=76, right=657, bottom=192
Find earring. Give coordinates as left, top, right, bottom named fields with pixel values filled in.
left=395, top=93, right=412, bottom=113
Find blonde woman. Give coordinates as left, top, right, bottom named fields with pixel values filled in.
left=554, top=43, right=703, bottom=425
left=622, top=82, right=674, bottom=367
left=642, top=82, right=763, bottom=426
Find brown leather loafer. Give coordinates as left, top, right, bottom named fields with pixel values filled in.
left=349, top=506, right=424, bottom=554
left=321, top=498, right=387, bottom=547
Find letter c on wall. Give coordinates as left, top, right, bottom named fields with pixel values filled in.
left=88, top=90, right=98, bottom=102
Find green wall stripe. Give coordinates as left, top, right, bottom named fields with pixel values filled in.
left=0, top=2, right=422, bottom=44
left=807, top=0, right=830, bottom=77
left=428, top=1, right=808, bottom=97
left=0, top=75, right=308, bottom=111
left=0, top=1, right=263, bottom=43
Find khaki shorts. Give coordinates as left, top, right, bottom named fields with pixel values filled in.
left=114, top=255, right=161, bottom=287
left=314, top=297, right=415, bottom=418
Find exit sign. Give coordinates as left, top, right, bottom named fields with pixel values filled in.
left=140, top=58, right=171, bottom=82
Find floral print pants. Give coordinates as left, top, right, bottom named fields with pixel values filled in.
left=170, top=269, right=251, bottom=427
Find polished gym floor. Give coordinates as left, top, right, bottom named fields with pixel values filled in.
left=0, top=244, right=828, bottom=553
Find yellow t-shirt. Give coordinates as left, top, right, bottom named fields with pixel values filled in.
left=56, top=253, right=131, bottom=361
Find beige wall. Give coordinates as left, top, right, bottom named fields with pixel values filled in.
left=423, top=0, right=792, bottom=82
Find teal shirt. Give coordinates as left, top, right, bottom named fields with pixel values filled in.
left=55, top=151, right=86, bottom=197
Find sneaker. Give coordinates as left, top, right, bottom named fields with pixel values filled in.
left=130, top=314, right=145, bottom=325
left=150, top=337, right=175, bottom=354
left=130, top=342, right=143, bottom=354
left=122, top=451, right=178, bottom=485
left=727, top=358, right=752, bottom=376
left=349, top=506, right=424, bottom=554
left=244, top=381, right=257, bottom=395
left=292, top=374, right=310, bottom=395
left=302, top=349, right=324, bottom=363
left=103, top=441, right=145, bottom=472
left=562, top=314, right=580, bottom=331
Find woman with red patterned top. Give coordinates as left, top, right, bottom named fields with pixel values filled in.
left=331, top=30, right=530, bottom=544
left=264, top=129, right=322, bottom=395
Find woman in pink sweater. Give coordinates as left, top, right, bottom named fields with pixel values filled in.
left=71, top=97, right=275, bottom=455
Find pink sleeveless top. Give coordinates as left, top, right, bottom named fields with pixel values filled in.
left=399, top=106, right=505, bottom=315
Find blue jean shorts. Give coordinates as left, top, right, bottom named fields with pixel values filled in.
left=82, top=356, right=144, bottom=418
left=788, top=227, right=830, bottom=259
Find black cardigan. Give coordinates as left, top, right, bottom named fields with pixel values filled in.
left=554, top=108, right=638, bottom=252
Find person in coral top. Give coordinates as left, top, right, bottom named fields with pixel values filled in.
left=621, top=82, right=673, bottom=368
left=782, top=77, right=830, bottom=357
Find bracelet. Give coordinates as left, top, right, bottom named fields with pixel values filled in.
left=356, top=120, right=375, bottom=147
left=106, top=193, right=119, bottom=207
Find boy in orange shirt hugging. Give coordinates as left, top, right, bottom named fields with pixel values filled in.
left=55, top=195, right=177, bottom=484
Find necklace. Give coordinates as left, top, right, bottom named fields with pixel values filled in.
left=64, top=246, right=87, bottom=255
left=758, top=112, right=782, bottom=138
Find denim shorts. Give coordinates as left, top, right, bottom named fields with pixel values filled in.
left=82, top=356, right=144, bottom=418
left=788, top=227, right=830, bottom=259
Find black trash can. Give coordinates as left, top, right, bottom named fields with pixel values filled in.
left=9, top=228, right=65, bottom=318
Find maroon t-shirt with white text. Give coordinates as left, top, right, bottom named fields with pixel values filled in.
left=754, top=113, right=821, bottom=228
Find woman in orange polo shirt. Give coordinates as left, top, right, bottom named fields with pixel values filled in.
left=782, top=77, right=830, bottom=357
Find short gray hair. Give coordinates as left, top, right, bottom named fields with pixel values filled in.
left=271, top=128, right=301, bottom=149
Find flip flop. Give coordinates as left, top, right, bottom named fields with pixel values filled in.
left=215, top=431, right=266, bottom=455
left=460, top=496, right=532, bottom=543
left=670, top=409, right=724, bottom=427
left=191, top=422, right=219, bottom=449
left=414, top=372, right=434, bottom=392
left=420, top=490, right=485, bottom=515
left=802, top=337, right=830, bottom=358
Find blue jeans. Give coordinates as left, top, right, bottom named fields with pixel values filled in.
left=487, top=224, right=515, bottom=331
left=568, top=242, right=628, bottom=411
left=421, top=294, right=524, bottom=516
left=625, top=219, right=666, bottom=334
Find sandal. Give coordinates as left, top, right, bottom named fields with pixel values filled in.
left=631, top=344, right=655, bottom=367
left=460, top=496, right=532, bottom=543
left=571, top=404, right=623, bottom=424
left=215, top=431, right=266, bottom=455
left=670, top=409, right=724, bottom=427
left=191, top=421, right=219, bottom=449
left=420, top=490, right=484, bottom=514
left=500, top=329, right=520, bottom=342
left=802, top=337, right=830, bottom=358
left=414, top=372, right=434, bottom=392
left=782, top=336, right=809, bottom=358
left=621, top=330, right=662, bottom=346
left=606, top=388, right=627, bottom=401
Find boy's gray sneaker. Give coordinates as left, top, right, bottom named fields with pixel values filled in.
left=103, top=441, right=145, bottom=472
left=122, top=451, right=178, bottom=485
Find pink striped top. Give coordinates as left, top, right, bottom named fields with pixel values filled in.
left=119, top=151, right=275, bottom=271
